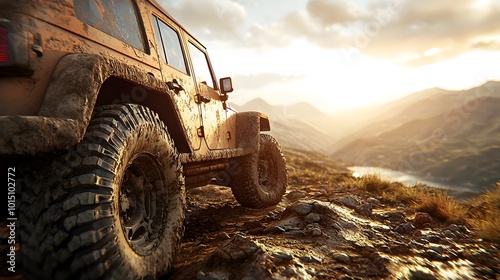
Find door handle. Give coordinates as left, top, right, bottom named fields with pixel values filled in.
left=167, top=79, right=184, bottom=94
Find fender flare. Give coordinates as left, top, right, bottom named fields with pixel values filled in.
left=235, top=111, right=271, bottom=155
left=37, top=53, right=189, bottom=148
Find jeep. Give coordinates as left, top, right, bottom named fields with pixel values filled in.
left=0, top=0, right=287, bottom=278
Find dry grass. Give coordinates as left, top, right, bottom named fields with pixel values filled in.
left=283, top=147, right=500, bottom=243
left=342, top=174, right=468, bottom=223
left=468, top=183, right=500, bottom=243
left=416, top=190, right=468, bottom=224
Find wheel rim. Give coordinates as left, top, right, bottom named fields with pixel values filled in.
left=258, top=150, right=277, bottom=192
left=119, top=153, right=166, bottom=256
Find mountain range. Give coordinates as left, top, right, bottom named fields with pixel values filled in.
left=230, top=81, right=500, bottom=192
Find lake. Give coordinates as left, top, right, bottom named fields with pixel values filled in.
left=348, top=166, right=478, bottom=199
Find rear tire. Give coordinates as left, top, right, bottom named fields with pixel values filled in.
left=20, top=104, right=185, bottom=279
left=229, top=134, right=287, bottom=208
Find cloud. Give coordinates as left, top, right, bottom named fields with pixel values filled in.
left=359, top=0, right=500, bottom=65
left=241, top=0, right=500, bottom=66
left=159, top=0, right=246, bottom=39
left=306, top=0, right=366, bottom=25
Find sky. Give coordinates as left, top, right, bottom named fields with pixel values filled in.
left=159, top=0, right=500, bottom=113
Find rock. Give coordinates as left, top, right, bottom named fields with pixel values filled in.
left=284, top=190, right=307, bottom=202
left=408, top=270, right=437, bottom=280
left=426, top=234, right=442, bottom=244
left=298, top=255, right=322, bottom=263
left=355, top=203, right=373, bottom=217
left=292, top=202, right=313, bottom=216
left=212, top=234, right=260, bottom=263
left=334, top=253, right=351, bottom=263
left=442, top=230, right=456, bottom=239
left=367, top=197, right=380, bottom=206
left=413, top=212, right=433, bottom=228
left=272, top=252, right=294, bottom=262
left=445, top=224, right=459, bottom=232
left=336, top=195, right=361, bottom=208
left=422, top=249, right=447, bottom=261
left=430, top=246, right=444, bottom=254
left=281, top=266, right=298, bottom=277
left=384, top=211, right=406, bottom=223
left=305, top=212, right=321, bottom=223
left=395, top=222, right=416, bottom=234
left=196, top=271, right=206, bottom=280
left=305, top=223, right=322, bottom=236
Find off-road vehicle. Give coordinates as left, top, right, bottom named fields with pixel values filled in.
left=0, top=0, right=287, bottom=278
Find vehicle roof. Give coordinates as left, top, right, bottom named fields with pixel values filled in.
left=148, top=0, right=206, bottom=50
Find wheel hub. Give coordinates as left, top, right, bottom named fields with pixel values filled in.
left=258, top=151, right=277, bottom=192
left=119, top=153, right=165, bottom=256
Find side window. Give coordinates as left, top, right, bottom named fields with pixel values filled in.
left=189, top=42, right=215, bottom=89
left=152, top=16, right=187, bottom=73
left=74, top=0, right=146, bottom=51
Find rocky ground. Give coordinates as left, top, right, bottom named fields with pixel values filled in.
left=1, top=149, right=499, bottom=279
left=168, top=181, right=499, bottom=280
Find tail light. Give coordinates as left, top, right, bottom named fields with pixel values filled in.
left=0, top=24, right=10, bottom=64
left=0, top=20, right=33, bottom=75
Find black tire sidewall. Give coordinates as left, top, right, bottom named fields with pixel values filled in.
left=230, top=134, right=287, bottom=208
left=110, top=119, right=184, bottom=277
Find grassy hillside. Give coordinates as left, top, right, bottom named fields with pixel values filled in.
left=284, top=147, right=500, bottom=243
left=332, top=82, right=500, bottom=191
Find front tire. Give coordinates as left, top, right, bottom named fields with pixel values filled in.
left=229, top=134, right=287, bottom=208
left=20, top=104, right=185, bottom=279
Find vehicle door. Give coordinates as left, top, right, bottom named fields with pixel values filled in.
left=151, top=14, right=203, bottom=151
left=186, top=39, right=229, bottom=150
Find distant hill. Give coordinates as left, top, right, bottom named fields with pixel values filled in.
left=332, top=81, right=500, bottom=191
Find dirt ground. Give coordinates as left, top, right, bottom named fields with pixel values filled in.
left=169, top=182, right=500, bottom=280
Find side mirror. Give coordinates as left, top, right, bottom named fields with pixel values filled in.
left=219, top=77, right=233, bottom=95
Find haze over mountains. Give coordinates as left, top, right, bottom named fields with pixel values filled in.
left=231, top=81, right=500, bottom=193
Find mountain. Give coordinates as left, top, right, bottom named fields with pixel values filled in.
left=332, top=81, right=500, bottom=191
left=230, top=99, right=342, bottom=153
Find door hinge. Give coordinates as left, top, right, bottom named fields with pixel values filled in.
left=197, top=126, right=205, bottom=137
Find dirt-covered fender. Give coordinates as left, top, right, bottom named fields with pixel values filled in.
left=39, top=53, right=172, bottom=130
left=0, top=53, right=185, bottom=155
left=236, top=111, right=271, bottom=155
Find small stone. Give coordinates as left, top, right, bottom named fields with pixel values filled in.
left=355, top=203, right=373, bottom=217
left=442, top=230, right=456, bottom=239
left=413, top=212, right=433, bottom=228
left=306, top=223, right=322, bottom=236
left=380, top=245, right=392, bottom=253
left=430, top=246, right=444, bottom=254
left=281, top=266, right=298, bottom=277
left=337, top=195, right=361, bottom=208
left=408, top=270, right=437, bottom=280
left=305, top=212, right=321, bottom=223
left=384, top=211, right=406, bottom=223
left=367, top=197, right=380, bottom=206
left=445, top=224, right=459, bottom=231
left=334, top=253, right=351, bottom=263
left=272, top=252, right=294, bottom=262
left=196, top=271, right=206, bottom=280
left=426, top=234, right=442, bottom=243
left=294, top=202, right=314, bottom=215
left=298, top=255, right=322, bottom=263
left=395, top=222, right=416, bottom=234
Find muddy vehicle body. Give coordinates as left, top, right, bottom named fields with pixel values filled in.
left=0, top=0, right=287, bottom=278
